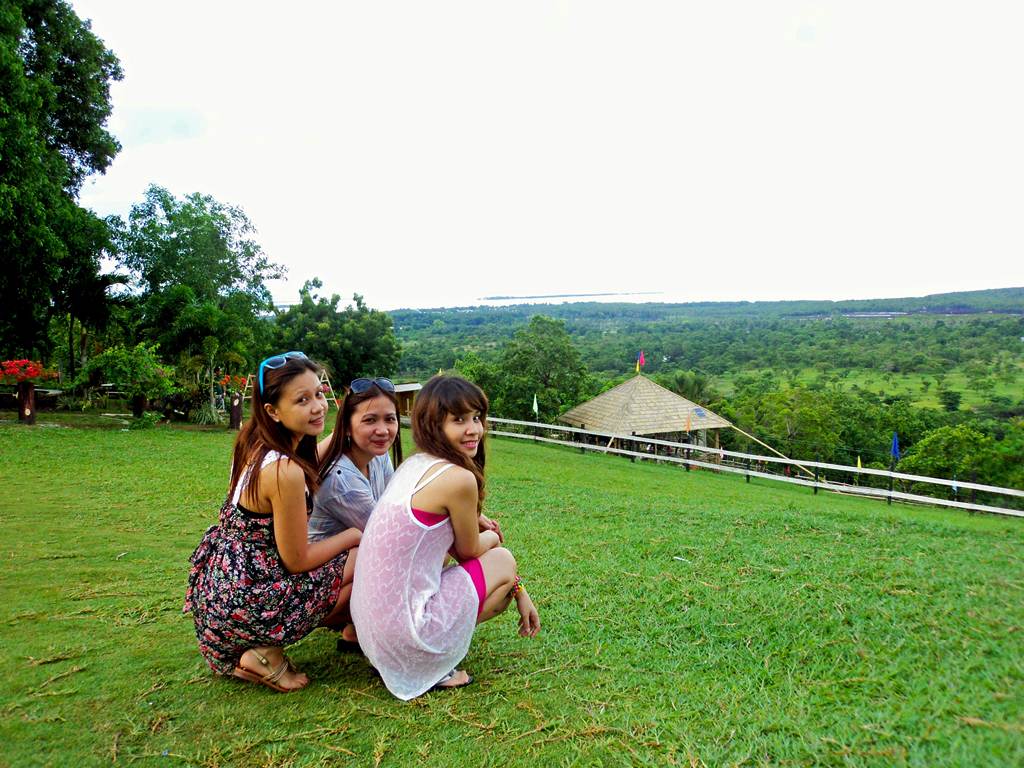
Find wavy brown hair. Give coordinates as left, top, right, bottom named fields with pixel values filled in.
left=411, top=375, right=488, bottom=513
left=228, top=355, right=324, bottom=506
left=319, top=382, right=401, bottom=482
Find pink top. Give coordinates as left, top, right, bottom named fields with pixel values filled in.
left=350, top=453, right=479, bottom=700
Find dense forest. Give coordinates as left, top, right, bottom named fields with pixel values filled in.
left=390, top=288, right=1024, bottom=502
left=393, top=287, right=1024, bottom=379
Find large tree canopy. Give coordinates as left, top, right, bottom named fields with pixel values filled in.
left=0, top=0, right=121, bottom=358
left=114, top=185, right=283, bottom=365
left=274, top=279, right=401, bottom=385
left=494, top=315, right=590, bottom=420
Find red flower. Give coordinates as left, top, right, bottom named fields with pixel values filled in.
left=1, top=359, right=56, bottom=384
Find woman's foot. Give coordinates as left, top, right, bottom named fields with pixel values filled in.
left=431, top=668, right=473, bottom=690
left=340, top=623, right=358, bottom=643
left=234, top=647, right=309, bottom=692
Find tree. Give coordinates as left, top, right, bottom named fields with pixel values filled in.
left=897, top=424, right=993, bottom=490
left=938, top=389, right=962, bottom=412
left=655, top=369, right=720, bottom=407
left=114, top=185, right=282, bottom=368
left=76, top=343, right=175, bottom=417
left=0, top=0, right=122, bottom=358
left=494, top=316, right=589, bottom=420
left=274, top=279, right=401, bottom=384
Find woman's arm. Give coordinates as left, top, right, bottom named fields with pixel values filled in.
left=317, top=433, right=334, bottom=463
left=268, top=460, right=360, bottom=573
left=440, top=470, right=485, bottom=562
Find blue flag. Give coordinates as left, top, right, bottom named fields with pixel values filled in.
left=890, top=431, right=900, bottom=460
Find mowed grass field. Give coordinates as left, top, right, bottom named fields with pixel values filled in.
left=1, top=416, right=1022, bottom=767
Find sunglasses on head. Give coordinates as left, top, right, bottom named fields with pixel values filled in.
left=258, top=351, right=308, bottom=394
left=349, top=377, right=396, bottom=394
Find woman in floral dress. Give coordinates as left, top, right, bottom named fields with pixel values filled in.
left=184, top=352, right=361, bottom=691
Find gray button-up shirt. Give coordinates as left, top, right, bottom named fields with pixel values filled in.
left=308, top=453, right=394, bottom=540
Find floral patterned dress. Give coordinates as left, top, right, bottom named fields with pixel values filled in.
left=183, top=452, right=347, bottom=674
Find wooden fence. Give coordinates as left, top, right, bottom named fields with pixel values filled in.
left=484, top=417, right=1024, bottom=519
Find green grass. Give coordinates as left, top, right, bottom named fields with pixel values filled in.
left=1, top=414, right=1022, bottom=767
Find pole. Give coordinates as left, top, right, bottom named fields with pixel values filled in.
left=887, top=457, right=895, bottom=505
left=230, top=392, right=243, bottom=429
left=729, top=425, right=815, bottom=478
left=17, top=381, right=36, bottom=425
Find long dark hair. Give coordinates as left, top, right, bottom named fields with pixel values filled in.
left=411, top=375, right=488, bottom=512
left=319, top=382, right=401, bottom=482
left=228, top=356, right=324, bottom=505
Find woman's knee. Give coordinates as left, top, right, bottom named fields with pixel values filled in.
left=481, top=546, right=517, bottom=587
left=487, top=545, right=516, bottom=568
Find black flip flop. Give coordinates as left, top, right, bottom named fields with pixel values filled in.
left=429, top=668, right=473, bottom=692
left=336, top=637, right=363, bottom=654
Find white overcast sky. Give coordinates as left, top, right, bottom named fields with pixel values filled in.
left=72, top=1, right=1023, bottom=311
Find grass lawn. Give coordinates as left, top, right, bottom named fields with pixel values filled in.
left=1, top=414, right=1022, bottom=767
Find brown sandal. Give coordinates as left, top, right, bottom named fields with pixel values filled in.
left=232, top=650, right=303, bottom=693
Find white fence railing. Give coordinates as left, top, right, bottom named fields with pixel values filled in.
left=485, top=417, right=1024, bottom=519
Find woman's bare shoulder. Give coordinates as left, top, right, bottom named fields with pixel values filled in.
left=432, top=464, right=477, bottom=497
left=260, top=455, right=306, bottom=488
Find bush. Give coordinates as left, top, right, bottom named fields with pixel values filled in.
left=128, top=411, right=163, bottom=430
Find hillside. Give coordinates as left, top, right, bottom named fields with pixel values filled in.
left=2, top=419, right=1021, bottom=766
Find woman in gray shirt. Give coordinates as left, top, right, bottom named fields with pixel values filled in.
left=310, top=378, right=400, bottom=539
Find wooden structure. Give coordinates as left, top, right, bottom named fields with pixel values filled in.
left=559, top=374, right=731, bottom=449
left=394, top=382, right=422, bottom=416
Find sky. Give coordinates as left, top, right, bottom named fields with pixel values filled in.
left=72, top=1, right=1023, bottom=311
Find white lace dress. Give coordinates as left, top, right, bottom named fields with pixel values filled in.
left=350, top=453, right=480, bottom=700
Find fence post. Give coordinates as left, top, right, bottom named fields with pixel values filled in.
left=745, top=457, right=751, bottom=483
left=813, top=456, right=819, bottom=495
left=887, top=457, right=895, bottom=505
left=630, top=431, right=636, bottom=463
left=579, top=424, right=585, bottom=454
left=229, top=393, right=243, bottom=429
left=970, top=471, right=977, bottom=507
left=17, top=381, right=36, bottom=425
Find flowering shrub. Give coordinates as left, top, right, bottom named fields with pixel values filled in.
left=219, top=374, right=248, bottom=392
left=1, top=360, right=57, bottom=385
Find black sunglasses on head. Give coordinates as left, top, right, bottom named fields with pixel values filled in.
left=349, top=377, right=396, bottom=394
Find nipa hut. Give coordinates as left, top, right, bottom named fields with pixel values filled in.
left=558, top=374, right=731, bottom=450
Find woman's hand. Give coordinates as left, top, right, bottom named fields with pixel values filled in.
left=515, top=589, right=540, bottom=638
left=478, top=513, right=503, bottom=542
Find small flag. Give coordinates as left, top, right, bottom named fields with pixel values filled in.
left=635, top=350, right=645, bottom=373
left=532, top=393, right=539, bottom=416
left=856, top=455, right=862, bottom=469
left=855, top=455, right=862, bottom=485
left=639, top=350, right=645, bottom=367
left=890, top=432, right=900, bottom=460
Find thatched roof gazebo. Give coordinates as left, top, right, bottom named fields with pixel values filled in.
left=558, top=374, right=731, bottom=448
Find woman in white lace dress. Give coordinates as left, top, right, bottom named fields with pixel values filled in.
left=350, top=375, right=540, bottom=700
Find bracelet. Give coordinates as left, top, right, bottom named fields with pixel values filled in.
left=510, top=574, right=523, bottom=599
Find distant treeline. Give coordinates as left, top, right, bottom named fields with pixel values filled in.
left=393, top=287, right=1024, bottom=379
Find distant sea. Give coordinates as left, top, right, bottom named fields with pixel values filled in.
left=474, top=291, right=669, bottom=307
